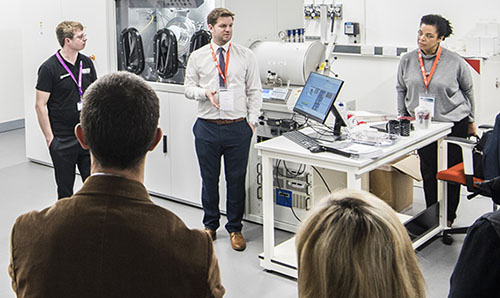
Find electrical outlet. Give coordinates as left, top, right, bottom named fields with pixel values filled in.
left=333, top=3, right=343, bottom=20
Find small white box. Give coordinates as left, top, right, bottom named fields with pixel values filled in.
left=480, top=36, right=496, bottom=56
left=486, top=22, right=500, bottom=37
left=383, top=46, right=397, bottom=56
left=465, top=36, right=481, bottom=56
left=361, top=45, right=375, bottom=55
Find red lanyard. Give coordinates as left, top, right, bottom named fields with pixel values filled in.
left=210, top=43, right=231, bottom=86
left=418, top=46, right=442, bottom=90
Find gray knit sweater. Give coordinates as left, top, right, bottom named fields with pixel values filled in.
left=396, top=47, right=474, bottom=122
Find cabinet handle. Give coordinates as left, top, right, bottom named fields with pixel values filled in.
left=163, top=135, right=168, bottom=153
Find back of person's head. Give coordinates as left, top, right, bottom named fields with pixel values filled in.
left=207, top=7, right=234, bottom=26
left=420, top=14, right=453, bottom=40
left=296, top=189, right=425, bottom=298
left=80, top=71, right=159, bottom=170
left=56, top=21, right=84, bottom=47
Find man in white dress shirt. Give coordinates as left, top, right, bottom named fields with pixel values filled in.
left=184, top=7, right=262, bottom=251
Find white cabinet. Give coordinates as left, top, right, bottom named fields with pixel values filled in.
left=167, top=92, right=200, bottom=201
left=467, top=57, right=500, bottom=125
left=144, top=92, right=173, bottom=196
left=144, top=90, right=228, bottom=212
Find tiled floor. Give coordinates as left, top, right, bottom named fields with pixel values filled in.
left=0, top=128, right=493, bottom=297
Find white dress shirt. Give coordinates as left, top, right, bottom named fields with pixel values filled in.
left=184, top=41, right=262, bottom=125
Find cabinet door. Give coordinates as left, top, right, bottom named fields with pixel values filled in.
left=168, top=93, right=230, bottom=212
left=168, top=93, right=205, bottom=206
left=478, top=59, right=500, bottom=125
left=144, top=91, right=172, bottom=195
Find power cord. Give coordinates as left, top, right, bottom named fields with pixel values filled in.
left=274, top=159, right=302, bottom=222
left=312, top=166, right=332, bottom=194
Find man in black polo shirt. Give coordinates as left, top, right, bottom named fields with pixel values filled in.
left=35, top=21, right=97, bottom=199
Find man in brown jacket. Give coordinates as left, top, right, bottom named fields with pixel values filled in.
left=9, top=72, right=225, bottom=298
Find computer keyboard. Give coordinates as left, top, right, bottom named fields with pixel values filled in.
left=283, top=130, right=321, bottom=151
left=283, top=130, right=354, bottom=158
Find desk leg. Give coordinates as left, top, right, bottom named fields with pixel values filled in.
left=346, top=170, right=362, bottom=190
left=261, top=154, right=275, bottom=268
left=437, top=138, right=448, bottom=229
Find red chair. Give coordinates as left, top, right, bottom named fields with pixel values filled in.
left=436, top=127, right=497, bottom=245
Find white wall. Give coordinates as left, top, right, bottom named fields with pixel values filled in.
left=0, top=0, right=24, bottom=124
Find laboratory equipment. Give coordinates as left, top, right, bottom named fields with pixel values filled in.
left=250, top=41, right=325, bottom=86
left=115, top=0, right=214, bottom=84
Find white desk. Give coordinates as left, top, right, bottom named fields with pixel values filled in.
left=255, top=122, right=453, bottom=278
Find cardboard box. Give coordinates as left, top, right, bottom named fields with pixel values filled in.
left=369, top=155, right=421, bottom=212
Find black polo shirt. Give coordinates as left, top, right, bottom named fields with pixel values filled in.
left=36, top=51, right=97, bottom=136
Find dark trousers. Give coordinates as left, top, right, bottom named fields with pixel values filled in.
left=193, top=118, right=253, bottom=233
left=417, top=117, right=469, bottom=222
left=49, top=135, right=90, bottom=199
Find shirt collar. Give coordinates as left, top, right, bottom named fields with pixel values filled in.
left=211, top=41, right=230, bottom=53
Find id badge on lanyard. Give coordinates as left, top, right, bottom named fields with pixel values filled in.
left=218, top=88, right=234, bottom=111
left=419, top=93, right=435, bottom=117
left=417, top=46, right=441, bottom=118
left=55, top=51, right=83, bottom=111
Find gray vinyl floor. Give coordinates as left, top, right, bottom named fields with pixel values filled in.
left=0, top=128, right=494, bottom=298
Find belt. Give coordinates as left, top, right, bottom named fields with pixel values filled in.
left=203, top=117, right=246, bottom=125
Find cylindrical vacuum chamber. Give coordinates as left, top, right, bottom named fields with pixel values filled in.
left=250, top=40, right=326, bottom=86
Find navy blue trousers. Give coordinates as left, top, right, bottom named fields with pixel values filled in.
left=193, top=118, right=252, bottom=233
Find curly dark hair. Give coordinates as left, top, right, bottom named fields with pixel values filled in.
left=420, top=14, right=453, bottom=40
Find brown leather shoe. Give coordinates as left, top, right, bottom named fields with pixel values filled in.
left=230, top=232, right=246, bottom=251
left=204, top=228, right=216, bottom=240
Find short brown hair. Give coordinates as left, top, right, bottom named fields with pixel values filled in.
left=81, top=72, right=160, bottom=170
left=55, top=21, right=84, bottom=47
left=207, top=8, right=234, bottom=26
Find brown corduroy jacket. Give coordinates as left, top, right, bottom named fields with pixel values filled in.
left=9, top=175, right=225, bottom=298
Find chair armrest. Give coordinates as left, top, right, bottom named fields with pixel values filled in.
left=444, top=136, right=475, bottom=176
left=478, top=124, right=493, bottom=130
left=444, top=136, right=475, bottom=149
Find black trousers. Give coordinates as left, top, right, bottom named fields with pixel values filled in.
left=49, top=135, right=90, bottom=199
left=193, top=118, right=252, bottom=233
left=417, top=117, right=469, bottom=222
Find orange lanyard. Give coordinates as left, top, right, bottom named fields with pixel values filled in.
left=210, top=43, right=231, bottom=86
left=418, top=46, right=442, bottom=91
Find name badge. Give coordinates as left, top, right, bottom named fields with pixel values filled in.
left=82, top=68, right=91, bottom=74
left=77, top=100, right=83, bottom=111
left=419, top=93, right=435, bottom=118
left=219, top=89, right=234, bottom=111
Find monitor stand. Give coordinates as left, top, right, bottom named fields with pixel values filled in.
left=333, top=118, right=347, bottom=141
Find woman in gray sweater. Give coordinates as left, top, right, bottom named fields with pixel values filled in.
left=396, top=14, right=475, bottom=225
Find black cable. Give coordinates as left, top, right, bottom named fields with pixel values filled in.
left=274, top=160, right=302, bottom=222
left=312, top=166, right=331, bottom=194
left=290, top=205, right=302, bottom=223
left=283, top=161, right=306, bottom=177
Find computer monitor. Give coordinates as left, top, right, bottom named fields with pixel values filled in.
left=293, top=72, right=346, bottom=135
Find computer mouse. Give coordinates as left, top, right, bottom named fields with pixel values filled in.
left=309, top=145, right=324, bottom=153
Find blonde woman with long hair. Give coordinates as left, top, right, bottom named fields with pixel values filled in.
left=296, top=189, right=425, bottom=298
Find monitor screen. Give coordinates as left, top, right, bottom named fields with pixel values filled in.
left=293, top=72, right=344, bottom=124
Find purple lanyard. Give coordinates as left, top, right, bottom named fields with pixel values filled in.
left=55, top=51, right=83, bottom=97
